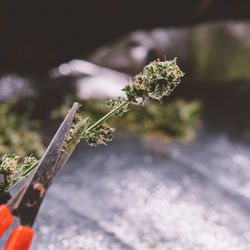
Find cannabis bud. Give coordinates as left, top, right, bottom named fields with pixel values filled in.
left=123, top=58, right=184, bottom=102
left=0, top=154, right=38, bottom=192
left=106, top=97, right=129, bottom=117
left=64, top=113, right=91, bottom=151
left=0, top=154, right=19, bottom=192
left=83, top=123, right=114, bottom=147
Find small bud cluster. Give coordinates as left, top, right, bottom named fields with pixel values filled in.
left=63, top=107, right=115, bottom=148
left=83, top=123, right=114, bottom=147
left=106, top=97, right=129, bottom=117
left=0, top=154, right=38, bottom=192
left=64, top=112, right=91, bottom=151
left=122, top=58, right=184, bottom=102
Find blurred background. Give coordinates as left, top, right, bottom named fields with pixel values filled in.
left=1, top=0, right=250, bottom=249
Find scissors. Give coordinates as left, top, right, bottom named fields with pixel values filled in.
left=0, top=102, right=78, bottom=250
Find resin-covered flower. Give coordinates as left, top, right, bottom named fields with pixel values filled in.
left=83, top=123, right=115, bottom=147
left=123, top=58, right=184, bottom=102
left=106, top=96, right=130, bottom=117
left=0, top=154, right=38, bottom=192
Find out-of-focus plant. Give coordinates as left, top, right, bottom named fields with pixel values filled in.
left=115, top=99, right=201, bottom=139
left=0, top=99, right=44, bottom=158
left=0, top=99, right=43, bottom=194
left=77, top=99, right=201, bottom=140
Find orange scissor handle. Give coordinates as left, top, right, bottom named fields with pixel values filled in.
left=4, top=225, right=35, bottom=250
left=0, top=204, right=13, bottom=238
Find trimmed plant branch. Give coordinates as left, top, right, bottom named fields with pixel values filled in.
left=0, top=58, right=184, bottom=194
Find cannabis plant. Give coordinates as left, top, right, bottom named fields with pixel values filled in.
left=66, top=58, right=184, bottom=148
left=0, top=58, right=184, bottom=195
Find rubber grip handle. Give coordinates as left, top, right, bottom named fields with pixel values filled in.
left=0, top=204, right=13, bottom=238
left=4, top=225, right=35, bottom=250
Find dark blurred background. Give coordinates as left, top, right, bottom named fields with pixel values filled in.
left=1, top=0, right=250, bottom=73
left=1, top=1, right=250, bottom=249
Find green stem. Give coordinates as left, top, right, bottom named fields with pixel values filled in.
left=20, top=161, right=39, bottom=177
left=86, top=100, right=130, bottom=132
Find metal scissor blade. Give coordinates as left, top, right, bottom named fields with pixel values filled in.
left=8, top=103, right=78, bottom=227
